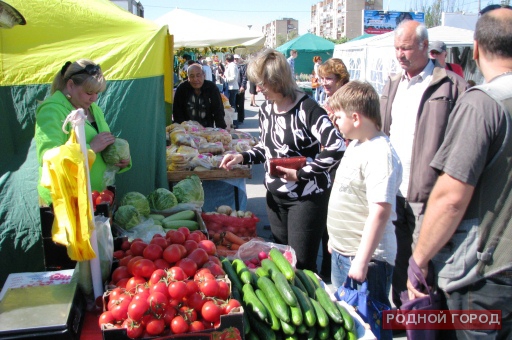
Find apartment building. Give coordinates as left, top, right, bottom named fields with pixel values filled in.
left=263, top=18, right=299, bottom=48
left=311, top=0, right=383, bottom=40
left=111, top=0, right=144, bottom=17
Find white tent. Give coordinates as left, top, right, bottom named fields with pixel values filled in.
left=154, top=8, right=265, bottom=49
left=334, top=26, right=478, bottom=94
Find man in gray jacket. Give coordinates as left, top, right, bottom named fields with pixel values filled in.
left=380, top=20, right=467, bottom=309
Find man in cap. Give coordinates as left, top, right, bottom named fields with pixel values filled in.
left=429, top=40, right=465, bottom=78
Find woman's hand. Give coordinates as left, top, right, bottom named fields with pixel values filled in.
left=276, top=166, right=299, bottom=181
left=220, top=153, right=243, bottom=170
left=115, top=158, right=131, bottom=169
left=90, top=132, right=115, bottom=153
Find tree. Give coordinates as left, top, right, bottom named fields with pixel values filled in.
left=408, top=0, right=469, bottom=28
left=276, top=34, right=287, bottom=47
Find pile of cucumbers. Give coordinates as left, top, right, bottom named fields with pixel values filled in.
left=221, top=248, right=358, bottom=340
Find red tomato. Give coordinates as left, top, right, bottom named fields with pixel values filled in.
left=132, top=290, right=150, bottom=303
left=189, top=320, right=205, bottom=332
left=148, top=291, right=168, bottom=315
left=179, top=305, right=198, bottom=322
left=183, top=239, right=198, bottom=256
left=194, top=268, right=214, bottom=282
left=96, top=193, right=113, bottom=206
left=168, top=280, right=187, bottom=301
left=187, top=248, right=209, bottom=267
left=176, top=258, right=198, bottom=278
left=130, top=241, right=148, bottom=257
left=111, top=266, right=131, bottom=285
left=127, top=298, right=149, bottom=322
left=119, top=255, right=133, bottom=267
left=162, top=244, right=183, bottom=264
left=91, top=190, right=100, bottom=202
left=186, top=292, right=206, bottom=311
left=201, top=300, right=221, bottom=323
left=131, top=259, right=157, bottom=279
left=150, top=237, right=168, bottom=249
left=170, top=315, right=189, bottom=334
left=116, top=277, right=129, bottom=288
left=98, top=310, right=115, bottom=328
left=192, top=230, right=207, bottom=241
left=175, top=244, right=187, bottom=258
left=110, top=298, right=131, bottom=321
left=143, top=243, right=163, bottom=261
left=199, top=279, right=219, bottom=297
left=153, top=258, right=170, bottom=270
left=168, top=230, right=186, bottom=244
left=167, top=266, right=187, bottom=281
left=149, top=268, right=167, bottom=285
left=121, top=318, right=144, bottom=339
left=121, top=240, right=131, bottom=251
left=125, top=276, right=146, bottom=294
left=202, top=261, right=225, bottom=277
left=217, top=280, right=230, bottom=301
left=224, top=298, right=241, bottom=314
left=185, top=280, right=200, bottom=295
left=198, top=240, right=217, bottom=256
left=186, top=232, right=202, bottom=243
left=101, top=189, right=115, bottom=200
left=150, top=281, right=170, bottom=298
left=145, top=316, right=165, bottom=336
left=113, top=250, right=125, bottom=260
left=177, top=226, right=191, bottom=238
left=162, top=305, right=177, bottom=325
left=208, top=255, right=222, bottom=266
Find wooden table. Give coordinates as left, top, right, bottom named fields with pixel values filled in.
left=168, top=167, right=252, bottom=211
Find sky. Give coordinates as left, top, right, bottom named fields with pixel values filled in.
left=140, top=0, right=487, bottom=35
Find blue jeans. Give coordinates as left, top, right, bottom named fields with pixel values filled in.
left=331, top=252, right=394, bottom=340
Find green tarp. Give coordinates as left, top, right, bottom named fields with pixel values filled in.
left=0, top=0, right=172, bottom=286
left=276, top=33, right=335, bottom=76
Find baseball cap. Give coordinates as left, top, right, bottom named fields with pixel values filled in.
left=234, top=54, right=241, bottom=59
left=429, top=41, right=446, bottom=53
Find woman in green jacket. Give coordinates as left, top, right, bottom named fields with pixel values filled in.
left=35, top=59, right=131, bottom=204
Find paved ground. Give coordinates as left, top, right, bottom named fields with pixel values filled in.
left=236, top=91, right=407, bottom=339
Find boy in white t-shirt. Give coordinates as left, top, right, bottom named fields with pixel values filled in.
left=327, top=81, right=402, bottom=335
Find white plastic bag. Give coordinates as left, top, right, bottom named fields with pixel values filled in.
left=235, top=239, right=297, bottom=268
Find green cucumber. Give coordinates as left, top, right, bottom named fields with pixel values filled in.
left=269, top=248, right=295, bottom=281
left=255, top=266, right=269, bottom=278
left=307, top=325, right=317, bottom=340
left=255, top=289, right=281, bottom=331
left=284, top=334, right=298, bottom=340
left=148, top=213, right=165, bottom=221
left=242, top=283, right=269, bottom=323
left=280, top=319, right=296, bottom=335
left=232, top=258, right=253, bottom=285
left=290, top=302, right=303, bottom=326
left=246, top=331, right=259, bottom=340
left=162, top=219, right=199, bottom=230
left=296, top=323, right=307, bottom=334
left=271, top=270, right=298, bottom=307
left=261, top=258, right=281, bottom=279
left=303, top=269, right=322, bottom=289
left=247, top=312, right=276, bottom=340
left=256, top=276, right=291, bottom=323
left=337, top=302, right=355, bottom=332
left=309, top=296, right=329, bottom=328
left=315, top=287, right=343, bottom=324
left=330, top=321, right=346, bottom=340
left=291, top=285, right=316, bottom=327
left=292, top=272, right=307, bottom=292
left=295, top=268, right=317, bottom=299
left=162, top=209, right=195, bottom=221
left=220, top=257, right=243, bottom=292
left=317, top=325, right=330, bottom=340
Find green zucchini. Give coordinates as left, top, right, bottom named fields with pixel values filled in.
left=315, top=287, right=343, bottom=324
left=162, top=219, right=199, bottom=230
left=256, top=276, right=291, bottom=323
left=162, top=209, right=195, bottom=222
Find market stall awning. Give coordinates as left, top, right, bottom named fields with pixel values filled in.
left=154, top=8, right=265, bottom=49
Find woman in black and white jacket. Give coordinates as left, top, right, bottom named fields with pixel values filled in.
left=220, top=49, right=345, bottom=271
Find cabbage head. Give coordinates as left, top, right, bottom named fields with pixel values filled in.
left=120, top=191, right=150, bottom=217
left=102, top=138, right=130, bottom=165
left=173, top=175, right=204, bottom=204
left=114, top=205, right=142, bottom=229
left=147, top=188, right=178, bottom=211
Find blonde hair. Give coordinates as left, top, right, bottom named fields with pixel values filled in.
left=318, top=58, right=350, bottom=88
left=247, top=49, right=301, bottom=101
left=51, top=59, right=106, bottom=94
left=329, top=81, right=382, bottom=130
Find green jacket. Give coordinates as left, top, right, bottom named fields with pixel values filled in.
left=35, top=90, right=131, bottom=204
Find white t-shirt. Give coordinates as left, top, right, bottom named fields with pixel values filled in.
left=389, top=61, right=433, bottom=197
left=327, top=134, right=402, bottom=265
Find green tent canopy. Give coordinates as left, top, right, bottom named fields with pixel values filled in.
left=276, top=33, right=335, bottom=76
left=0, top=0, right=172, bottom=286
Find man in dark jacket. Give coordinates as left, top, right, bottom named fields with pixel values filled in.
left=380, top=20, right=467, bottom=309
left=234, top=54, right=247, bottom=125
left=173, top=64, right=227, bottom=129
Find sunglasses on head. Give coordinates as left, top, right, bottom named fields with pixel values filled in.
left=67, top=64, right=101, bottom=78
left=479, top=4, right=512, bottom=16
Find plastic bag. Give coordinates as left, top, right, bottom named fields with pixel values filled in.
left=235, top=239, right=297, bottom=268
left=76, top=215, right=114, bottom=309
left=102, top=164, right=119, bottom=187
left=113, top=218, right=165, bottom=243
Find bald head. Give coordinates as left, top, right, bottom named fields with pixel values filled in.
left=187, top=63, right=205, bottom=91
left=187, top=63, right=203, bottom=75
left=394, top=20, right=429, bottom=78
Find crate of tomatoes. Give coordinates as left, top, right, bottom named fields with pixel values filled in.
left=201, top=205, right=259, bottom=239
left=101, top=228, right=244, bottom=339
